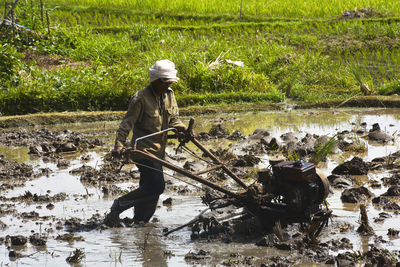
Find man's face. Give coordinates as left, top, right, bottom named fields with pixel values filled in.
left=159, top=78, right=174, bottom=91
left=152, top=78, right=175, bottom=94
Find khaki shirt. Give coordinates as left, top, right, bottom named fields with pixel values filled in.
left=115, top=85, right=185, bottom=159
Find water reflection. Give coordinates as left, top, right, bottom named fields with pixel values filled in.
left=0, top=146, right=30, bottom=162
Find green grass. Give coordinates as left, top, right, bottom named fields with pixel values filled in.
left=0, top=0, right=400, bottom=115
left=311, top=135, right=338, bottom=164
left=44, top=0, right=399, bottom=19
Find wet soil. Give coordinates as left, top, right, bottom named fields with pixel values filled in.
left=0, top=108, right=400, bottom=266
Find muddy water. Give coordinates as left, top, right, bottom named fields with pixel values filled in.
left=1, top=108, right=399, bottom=266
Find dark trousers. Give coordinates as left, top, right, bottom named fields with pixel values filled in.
left=116, top=159, right=165, bottom=222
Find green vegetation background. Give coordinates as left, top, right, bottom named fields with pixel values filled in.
left=0, top=0, right=400, bottom=115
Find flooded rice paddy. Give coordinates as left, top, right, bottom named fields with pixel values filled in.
left=1, top=108, right=400, bottom=266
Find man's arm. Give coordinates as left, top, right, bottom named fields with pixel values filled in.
left=168, top=92, right=186, bottom=131
left=115, top=95, right=143, bottom=150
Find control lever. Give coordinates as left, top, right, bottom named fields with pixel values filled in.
left=175, top=118, right=195, bottom=154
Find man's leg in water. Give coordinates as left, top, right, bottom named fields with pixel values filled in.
left=103, top=159, right=164, bottom=226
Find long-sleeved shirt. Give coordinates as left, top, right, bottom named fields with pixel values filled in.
left=115, top=85, right=185, bottom=159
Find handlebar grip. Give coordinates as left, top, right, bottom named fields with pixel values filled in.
left=188, top=118, right=194, bottom=132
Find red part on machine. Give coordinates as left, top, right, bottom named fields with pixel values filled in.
left=272, top=161, right=316, bottom=182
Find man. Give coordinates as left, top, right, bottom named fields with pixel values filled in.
left=104, top=60, right=186, bottom=227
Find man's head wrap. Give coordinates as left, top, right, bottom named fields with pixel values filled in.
left=149, top=60, right=179, bottom=83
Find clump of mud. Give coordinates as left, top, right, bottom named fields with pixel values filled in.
left=184, top=249, right=210, bottom=261
left=56, top=233, right=84, bottom=242
left=61, top=213, right=103, bottom=232
left=357, top=204, right=375, bottom=235
left=363, top=247, right=399, bottom=266
left=70, top=157, right=138, bottom=185
left=0, top=190, right=68, bottom=203
left=29, top=234, right=47, bottom=246
left=368, top=123, right=394, bottom=143
left=332, top=156, right=369, bottom=175
left=0, top=128, right=104, bottom=156
left=230, top=154, right=260, bottom=167
left=328, top=174, right=353, bottom=188
left=6, top=235, right=28, bottom=246
left=0, top=156, right=50, bottom=189
left=102, top=185, right=129, bottom=196
left=342, top=7, right=383, bottom=19
left=66, top=248, right=85, bottom=264
left=222, top=253, right=255, bottom=266
left=341, top=186, right=374, bottom=203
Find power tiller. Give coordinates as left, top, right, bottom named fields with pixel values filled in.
left=121, top=118, right=331, bottom=234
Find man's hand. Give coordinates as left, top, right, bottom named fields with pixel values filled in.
left=174, top=125, right=187, bottom=133
left=173, top=126, right=186, bottom=141
left=112, top=146, right=123, bottom=158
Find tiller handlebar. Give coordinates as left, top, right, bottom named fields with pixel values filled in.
left=125, top=118, right=247, bottom=202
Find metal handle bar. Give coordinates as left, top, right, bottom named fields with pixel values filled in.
left=130, top=118, right=247, bottom=190
left=133, top=127, right=177, bottom=149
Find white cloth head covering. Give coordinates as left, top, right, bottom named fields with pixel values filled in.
left=149, top=60, right=179, bottom=83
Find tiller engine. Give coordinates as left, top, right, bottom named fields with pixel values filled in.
left=252, top=160, right=330, bottom=229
